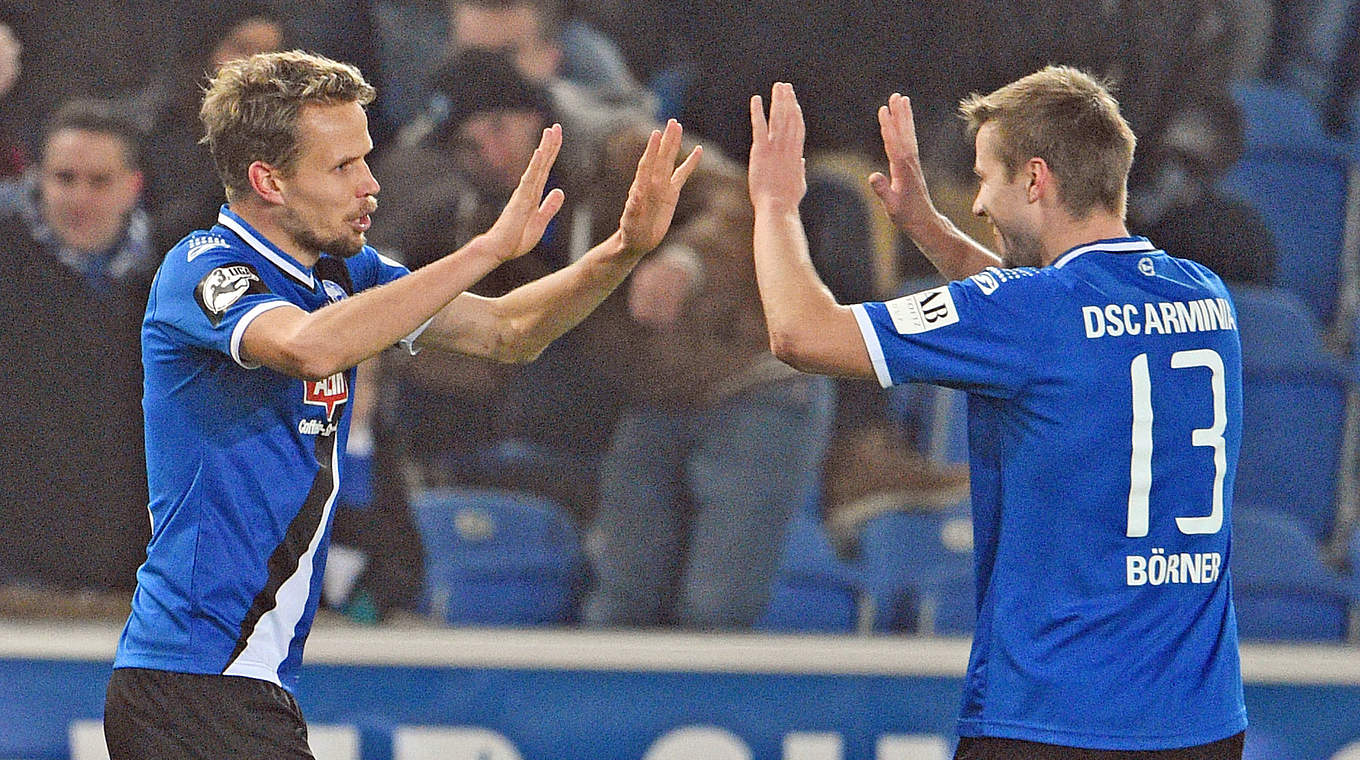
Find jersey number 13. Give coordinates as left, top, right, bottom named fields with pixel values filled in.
left=1126, top=349, right=1227, bottom=538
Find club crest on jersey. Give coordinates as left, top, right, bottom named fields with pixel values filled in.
left=194, top=263, right=270, bottom=326
left=304, top=373, right=349, bottom=420
left=322, top=280, right=348, bottom=303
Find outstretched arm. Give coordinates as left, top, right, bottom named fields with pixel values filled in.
left=868, top=93, right=1001, bottom=279
left=748, top=82, right=873, bottom=379
left=240, top=125, right=566, bottom=380
left=420, top=118, right=703, bottom=362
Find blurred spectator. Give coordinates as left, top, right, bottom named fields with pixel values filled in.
left=1128, top=91, right=1278, bottom=285
left=796, top=151, right=972, bottom=542
left=1321, top=0, right=1360, bottom=137
left=134, top=1, right=286, bottom=254
left=579, top=132, right=834, bottom=630
left=0, top=12, right=24, bottom=178
left=372, top=48, right=619, bottom=520
left=394, top=0, right=654, bottom=173
left=1, top=1, right=178, bottom=157
left=0, top=99, right=156, bottom=593
left=283, top=0, right=394, bottom=144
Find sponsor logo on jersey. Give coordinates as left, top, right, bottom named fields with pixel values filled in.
left=186, top=234, right=229, bottom=262
left=304, top=372, right=349, bottom=420
left=968, top=265, right=1034, bottom=296
left=1138, top=257, right=1156, bottom=276
left=194, top=263, right=270, bottom=326
left=884, top=285, right=960, bottom=335
left=297, top=418, right=340, bottom=436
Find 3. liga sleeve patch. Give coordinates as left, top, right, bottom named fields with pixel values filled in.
left=194, top=263, right=271, bottom=326
left=884, top=285, right=959, bottom=334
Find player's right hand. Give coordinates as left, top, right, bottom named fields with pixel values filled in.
left=748, top=82, right=807, bottom=214
left=483, top=123, right=566, bottom=262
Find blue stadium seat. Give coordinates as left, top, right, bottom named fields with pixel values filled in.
left=925, top=564, right=977, bottom=636
left=854, top=506, right=974, bottom=633
left=756, top=510, right=864, bottom=633
left=886, top=382, right=970, bottom=466
left=1221, top=80, right=1356, bottom=326
left=410, top=487, right=585, bottom=626
left=1232, top=285, right=1352, bottom=539
left=1230, top=505, right=1359, bottom=642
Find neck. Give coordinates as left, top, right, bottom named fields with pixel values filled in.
left=1039, top=211, right=1129, bottom=268
left=226, top=200, right=321, bottom=268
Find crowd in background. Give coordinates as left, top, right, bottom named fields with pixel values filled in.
left=0, top=0, right=1356, bottom=627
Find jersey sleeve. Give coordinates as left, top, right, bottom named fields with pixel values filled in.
left=851, top=267, right=1051, bottom=398
left=348, top=245, right=430, bottom=354
left=148, top=243, right=294, bottom=369
left=349, top=245, right=411, bottom=290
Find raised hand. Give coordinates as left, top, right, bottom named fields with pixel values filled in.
left=867, top=93, right=938, bottom=232
left=483, top=124, right=567, bottom=261
left=748, top=82, right=807, bottom=213
left=617, top=119, right=703, bottom=255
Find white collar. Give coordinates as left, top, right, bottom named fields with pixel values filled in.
left=1052, top=237, right=1157, bottom=269
left=217, top=208, right=315, bottom=288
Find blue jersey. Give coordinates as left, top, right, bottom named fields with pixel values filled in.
left=852, top=238, right=1246, bottom=749
left=115, top=207, right=410, bottom=692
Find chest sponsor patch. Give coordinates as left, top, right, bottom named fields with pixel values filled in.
left=195, top=263, right=271, bottom=326
left=884, top=285, right=959, bottom=334
left=304, top=372, right=349, bottom=420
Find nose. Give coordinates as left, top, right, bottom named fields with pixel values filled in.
left=358, top=160, right=380, bottom=197
left=971, top=193, right=985, bottom=218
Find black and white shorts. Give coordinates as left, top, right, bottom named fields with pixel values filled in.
left=954, top=732, right=1245, bottom=760
left=104, top=667, right=314, bottom=760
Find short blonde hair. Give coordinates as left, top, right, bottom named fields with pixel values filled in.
left=199, top=50, right=376, bottom=201
left=959, top=65, right=1136, bottom=220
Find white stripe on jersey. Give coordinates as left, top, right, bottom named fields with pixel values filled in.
left=1052, top=238, right=1156, bottom=269
left=230, top=301, right=296, bottom=369
left=219, top=211, right=315, bottom=288
left=851, top=303, right=894, bottom=388
left=222, top=433, right=341, bottom=686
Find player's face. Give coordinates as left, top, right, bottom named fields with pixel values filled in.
left=971, top=122, right=1043, bottom=269
left=39, top=129, right=143, bottom=255
left=277, top=101, right=380, bottom=259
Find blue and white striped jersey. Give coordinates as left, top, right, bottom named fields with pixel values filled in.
left=852, top=237, right=1247, bottom=750
left=114, top=207, right=409, bottom=692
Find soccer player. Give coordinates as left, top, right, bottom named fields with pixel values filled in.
left=103, top=50, right=699, bottom=759
left=748, top=70, right=1246, bottom=758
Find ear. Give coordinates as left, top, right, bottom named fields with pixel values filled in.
left=1026, top=157, right=1050, bottom=204
left=247, top=160, right=287, bottom=205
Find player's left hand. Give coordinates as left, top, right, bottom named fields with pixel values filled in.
left=748, top=82, right=807, bottom=214
left=617, top=119, right=703, bottom=255
left=482, top=124, right=566, bottom=263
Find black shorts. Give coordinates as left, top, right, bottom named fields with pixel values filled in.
left=104, top=667, right=314, bottom=760
left=954, top=732, right=1244, bottom=760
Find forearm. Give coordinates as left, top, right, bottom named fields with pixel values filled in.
left=753, top=204, right=837, bottom=336
left=492, top=230, right=645, bottom=360
left=902, top=208, right=1004, bottom=280
left=252, top=238, right=505, bottom=379
left=752, top=203, right=870, bottom=377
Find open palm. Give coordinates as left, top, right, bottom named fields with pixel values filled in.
left=618, top=119, right=703, bottom=254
